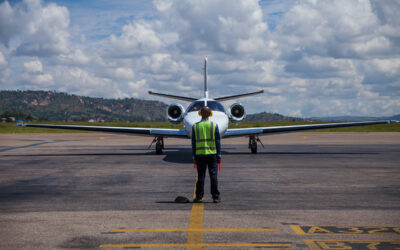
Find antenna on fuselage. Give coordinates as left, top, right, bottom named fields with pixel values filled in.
left=204, top=57, right=208, bottom=99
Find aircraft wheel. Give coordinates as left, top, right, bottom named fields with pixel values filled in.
left=155, top=136, right=164, bottom=155
left=249, top=136, right=257, bottom=154
left=250, top=144, right=257, bottom=154
left=156, top=147, right=163, bottom=155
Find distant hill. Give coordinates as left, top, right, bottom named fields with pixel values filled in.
left=4, top=90, right=395, bottom=123
left=0, top=90, right=167, bottom=122
left=245, top=111, right=304, bottom=122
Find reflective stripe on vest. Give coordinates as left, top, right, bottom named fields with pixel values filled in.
left=194, top=121, right=217, bottom=155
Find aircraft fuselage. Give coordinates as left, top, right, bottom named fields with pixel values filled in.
left=183, top=99, right=229, bottom=138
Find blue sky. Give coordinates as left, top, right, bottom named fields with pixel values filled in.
left=0, top=0, right=399, bottom=117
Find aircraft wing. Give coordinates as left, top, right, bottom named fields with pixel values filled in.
left=17, top=124, right=189, bottom=138
left=223, top=120, right=398, bottom=138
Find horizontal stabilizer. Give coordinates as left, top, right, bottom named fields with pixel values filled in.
left=215, top=90, right=264, bottom=101
left=148, top=91, right=197, bottom=102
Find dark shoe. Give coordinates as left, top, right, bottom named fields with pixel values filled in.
left=213, top=197, right=221, bottom=203
left=193, top=197, right=203, bottom=203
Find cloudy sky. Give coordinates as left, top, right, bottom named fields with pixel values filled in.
left=0, top=0, right=399, bottom=117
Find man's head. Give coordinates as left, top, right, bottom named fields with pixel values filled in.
left=200, top=106, right=212, bottom=119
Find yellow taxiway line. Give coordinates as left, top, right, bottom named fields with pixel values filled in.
left=186, top=173, right=204, bottom=250
left=100, top=243, right=292, bottom=248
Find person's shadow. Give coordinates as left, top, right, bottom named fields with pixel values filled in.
left=161, top=147, right=193, bottom=164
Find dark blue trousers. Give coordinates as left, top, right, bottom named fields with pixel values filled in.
left=195, top=155, right=220, bottom=199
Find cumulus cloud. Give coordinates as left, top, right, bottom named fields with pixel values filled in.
left=0, top=0, right=70, bottom=56
left=275, top=0, right=397, bottom=59
left=0, top=1, right=24, bottom=46
left=112, top=67, right=135, bottom=80
left=154, top=0, right=270, bottom=55
left=108, top=20, right=163, bottom=57
left=24, top=60, right=43, bottom=73
left=53, top=67, right=128, bottom=99
left=33, top=73, right=53, bottom=85
left=371, top=0, right=400, bottom=45
left=128, top=79, right=147, bottom=98
left=0, top=51, right=7, bottom=69
left=0, top=0, right=399, bottom=117
left=57, top=49, right=91, bottom=65
left=21, top=72, right=53, bottom=88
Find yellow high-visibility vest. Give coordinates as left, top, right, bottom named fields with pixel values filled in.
left=194, top=120, right=217, bottom=155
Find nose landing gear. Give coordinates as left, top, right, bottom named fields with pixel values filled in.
left=248, top=135, right=264, bottom=154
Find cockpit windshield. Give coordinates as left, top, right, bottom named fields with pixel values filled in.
left=207, top=101, right=225, bottom=112
left=187, top=101, right=204, bottom=112
left=186, top=100, right=225, bottom=112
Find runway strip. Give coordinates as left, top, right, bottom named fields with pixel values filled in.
left=1, top=133, right=399, bottom=249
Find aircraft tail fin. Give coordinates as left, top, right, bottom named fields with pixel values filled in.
left=204, top=57, right=208, bottom=98
left=148, top=58, right=264, bottom=102
left=203, top=57, right=263, bottom=101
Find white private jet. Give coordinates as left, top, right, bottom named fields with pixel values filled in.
left=19, top=58, right=398, bottom=154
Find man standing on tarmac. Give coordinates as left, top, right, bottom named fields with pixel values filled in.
left=192, top=106, right=221, bottom=203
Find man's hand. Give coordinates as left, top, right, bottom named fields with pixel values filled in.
left=217, top=155, right=221, bottom=164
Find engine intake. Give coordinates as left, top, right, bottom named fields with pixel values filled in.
left=229, top=103, right=246, bottom=123
left=167, top=103, right=185, bottom=124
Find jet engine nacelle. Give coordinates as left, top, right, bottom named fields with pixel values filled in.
left=167, top=103, right=185, bottom=124
left=229, top=103, right=246, bottom=123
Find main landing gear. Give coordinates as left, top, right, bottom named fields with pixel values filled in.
left=148, top=136, right=164, bottom=154
left=248, top=135, right=264, bottom=154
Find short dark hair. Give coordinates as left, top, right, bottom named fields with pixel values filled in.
left=200, top=106, right=212, bottom=118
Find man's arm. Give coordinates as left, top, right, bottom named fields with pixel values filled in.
left=191, top=126, right=196, bottom=160
left=215, top=124, right=221, bottom=157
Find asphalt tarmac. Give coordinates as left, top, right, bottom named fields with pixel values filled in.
left=0, top=132, right=399, bottom=249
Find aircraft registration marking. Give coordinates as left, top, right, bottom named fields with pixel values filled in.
left=304, top=240, right=400, bottom=250
left=291, top=225, right=400, bottom=235
left=100, top=243, right=292, bottom=248
left=112, top=228, right=279, bottom=232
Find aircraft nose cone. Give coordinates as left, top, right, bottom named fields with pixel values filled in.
left=184, top=111, right=228, bottom=138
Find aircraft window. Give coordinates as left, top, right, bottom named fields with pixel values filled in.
left=187, top=100, right=225, bottom=112
left=207, top=101, right=225, bottom=112
left=187, top=101, right=205, bottom=112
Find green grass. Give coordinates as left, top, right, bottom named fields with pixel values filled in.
left=0, top=121, right=399, bottom=133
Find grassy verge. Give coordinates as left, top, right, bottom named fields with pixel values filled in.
left=0, top=121, right=398, bottom=133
